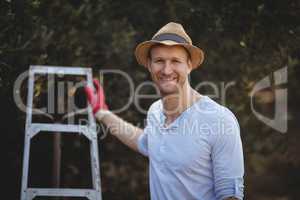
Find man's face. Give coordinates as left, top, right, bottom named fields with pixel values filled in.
left=147, top=45, right=192, bottom=96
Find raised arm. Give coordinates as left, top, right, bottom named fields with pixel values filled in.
left=84, top=79, right=143, bottom=152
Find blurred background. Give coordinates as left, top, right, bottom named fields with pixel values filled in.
left=1, top=0, right=300, bottom=199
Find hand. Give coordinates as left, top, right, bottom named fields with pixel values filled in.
left=84, top=79, right=108, bottom=114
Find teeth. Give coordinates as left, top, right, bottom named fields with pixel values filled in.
left=161, top=78, right=175, bottom=81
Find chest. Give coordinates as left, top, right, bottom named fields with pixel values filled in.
left=148, top=125, right=212, bottom=171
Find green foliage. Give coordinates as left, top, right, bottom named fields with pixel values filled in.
left=1, top=0, right=300, bottom=199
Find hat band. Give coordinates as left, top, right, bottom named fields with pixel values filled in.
left=152, top=33, right=188, bottom=44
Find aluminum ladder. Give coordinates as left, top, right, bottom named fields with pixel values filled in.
left=20, top=65, right=102, bottom=200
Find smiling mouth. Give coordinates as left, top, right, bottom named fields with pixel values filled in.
left=160, top=77, right=177, bottom=82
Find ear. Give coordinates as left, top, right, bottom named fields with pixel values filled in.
left=187, top=59, right=193, bottom=73
left=146, top=58, right=152, bottom=72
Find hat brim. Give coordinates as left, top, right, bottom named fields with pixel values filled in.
left=135, top=40, right=204, bottom=69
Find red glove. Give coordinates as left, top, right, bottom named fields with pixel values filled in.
left=84, top=79, right=108, bottom=114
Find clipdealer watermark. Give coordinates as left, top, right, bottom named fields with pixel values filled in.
left=13, top=66, right=288, bottom=137
left=250, top=67, right=288, bottom=133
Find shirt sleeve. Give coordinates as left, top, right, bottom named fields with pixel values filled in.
left=137, top=128, right=149, bottom=157
left=137, top=104, right=155, bottom=157
left=211, top=109, right=244, bottom=200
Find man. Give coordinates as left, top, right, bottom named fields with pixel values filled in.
left=85, top=22, right=244, bottom=200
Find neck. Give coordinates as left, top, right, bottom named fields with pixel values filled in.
left=162, top=84, right=201, bottom=125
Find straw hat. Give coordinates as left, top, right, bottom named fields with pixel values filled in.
left=135, top=22, right=204, bottom=69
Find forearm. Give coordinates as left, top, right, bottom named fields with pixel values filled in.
left=95, top=111, right=143, bottom=152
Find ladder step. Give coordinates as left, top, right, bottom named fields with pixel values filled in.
left=31, top=123, right=88, bottom=133
left=30, top=65, right=92, bottom=75
left=26, top=188, right=97, bottom=197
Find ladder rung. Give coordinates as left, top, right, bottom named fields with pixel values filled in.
left=31, top=123, right=89, bottom=133
left=26, top=188, right=97, bottom=197
left=30, top=65, right=92, bottom=75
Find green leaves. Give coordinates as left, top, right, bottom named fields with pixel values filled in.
left=1, top=0, right=300, bottom=199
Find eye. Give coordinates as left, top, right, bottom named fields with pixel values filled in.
left=172, top=59, right=181, bottom=63
left=154, top=59, right=163, bottom=63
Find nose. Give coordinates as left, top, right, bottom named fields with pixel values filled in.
left=162, top=61, right=173, bottom=75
